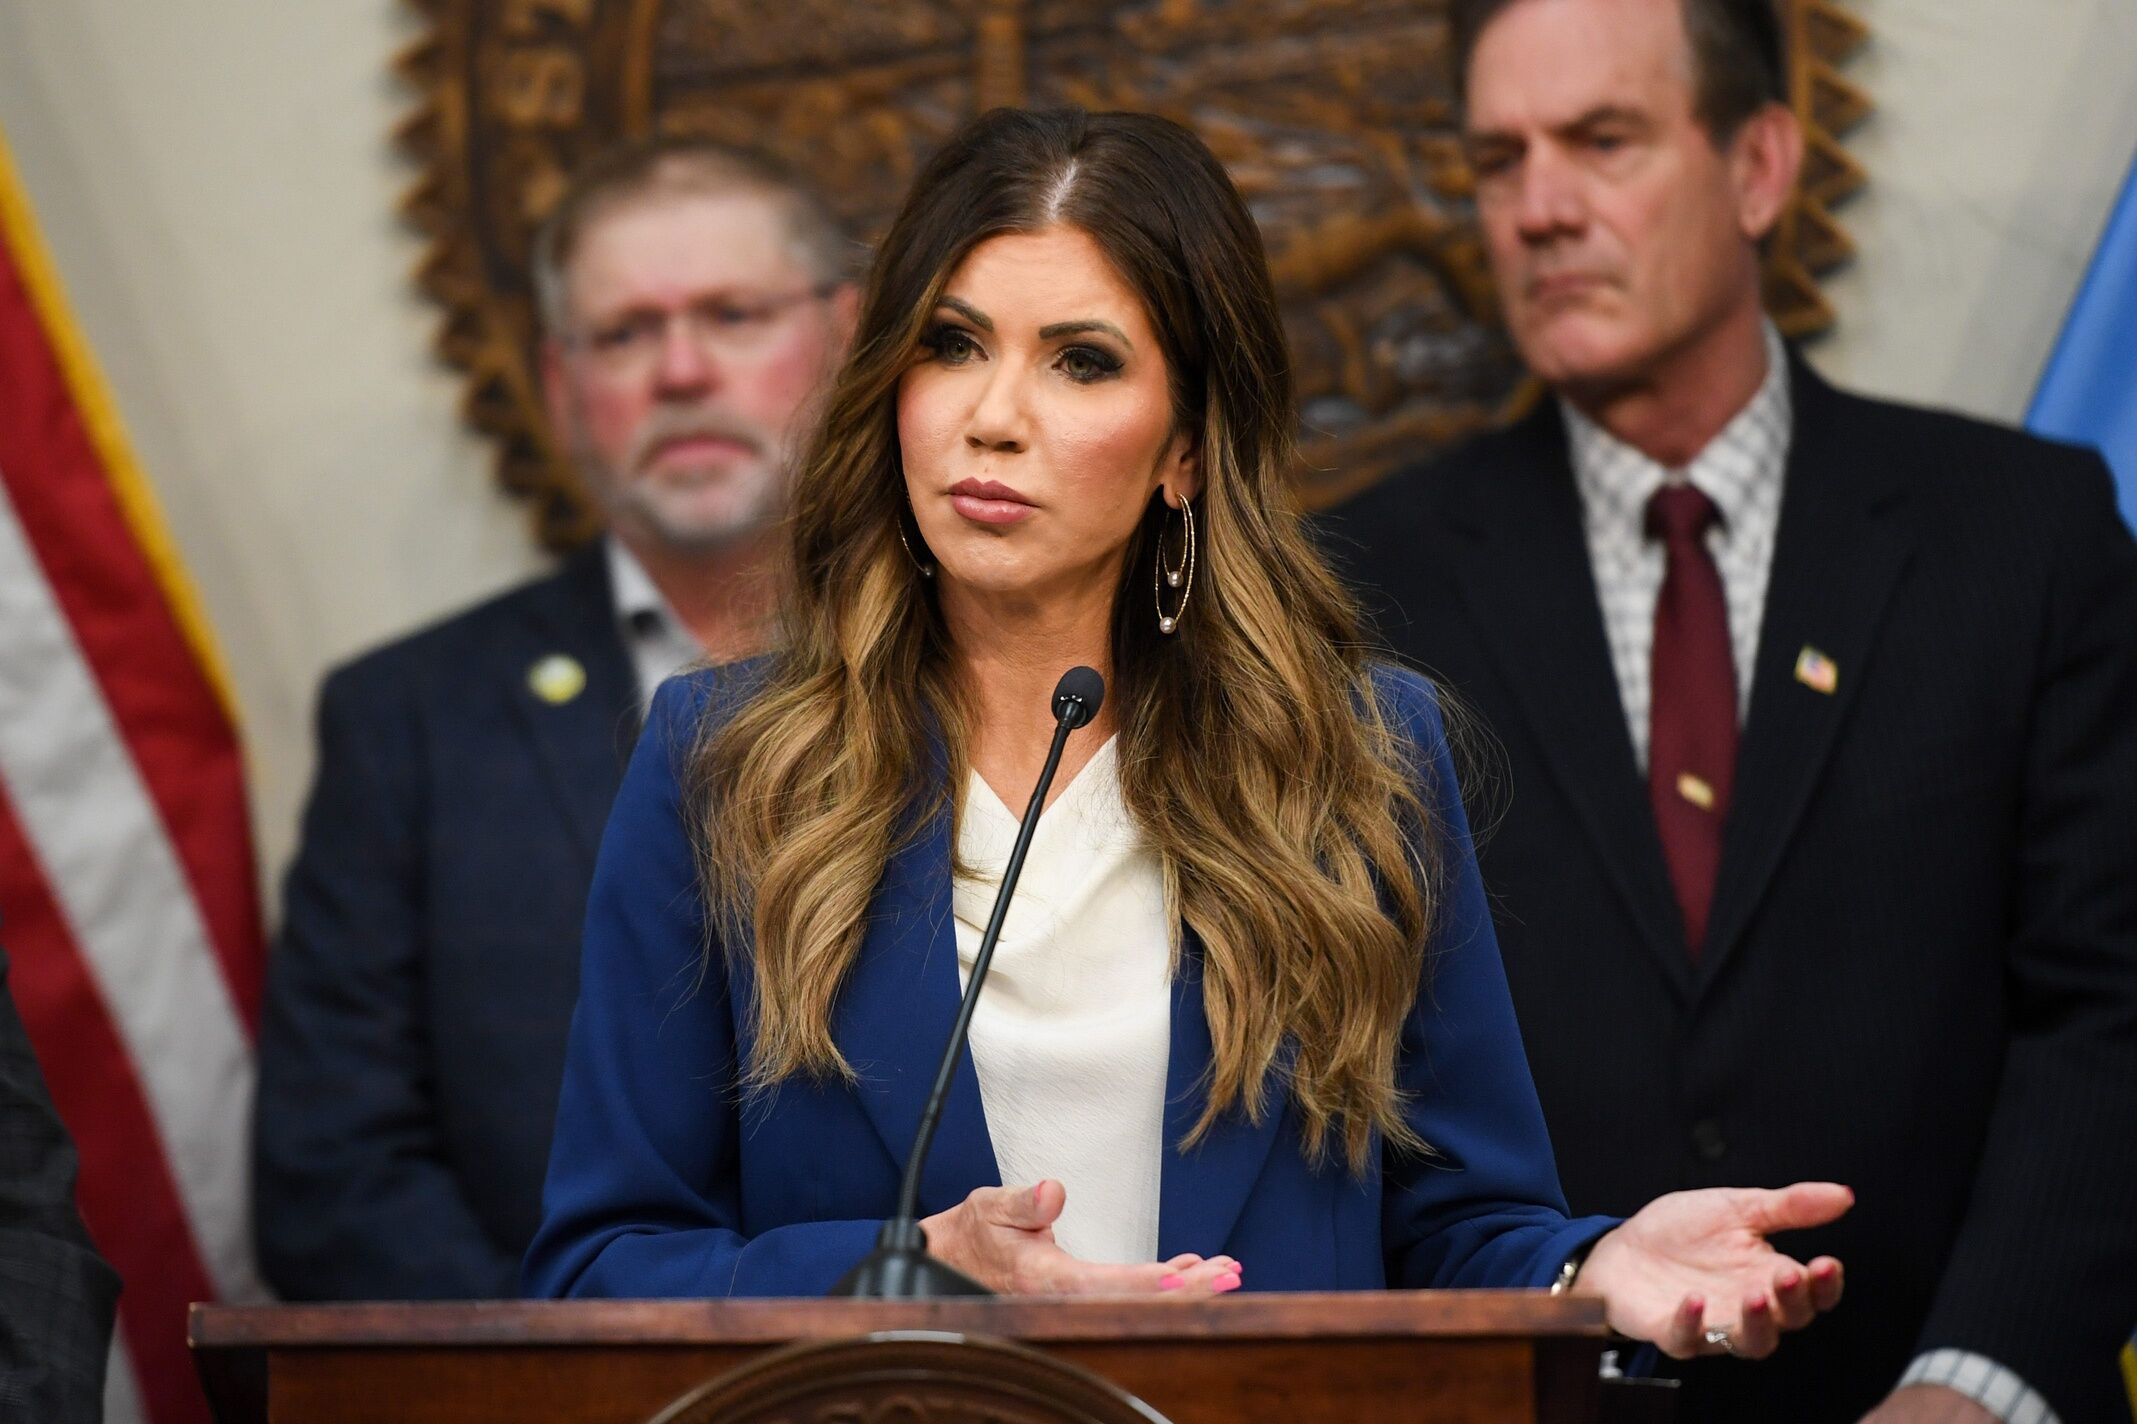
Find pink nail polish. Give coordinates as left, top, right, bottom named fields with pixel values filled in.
left=1159, top=1274, right=1183, bottom=1291
left=1748, top=1297, right=1771, bottom=1315
left=1214, top=1273, right=1241, bottom=1291
left=1778, top=1272, right=1801, bottom=1290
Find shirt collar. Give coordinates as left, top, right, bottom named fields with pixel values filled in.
left=1562, top=321, right=1792, bottom=535
left=604, top=536, right=681, bottom=639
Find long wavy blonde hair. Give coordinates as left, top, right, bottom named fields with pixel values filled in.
left=691, top=108, right=1442, bottom=1172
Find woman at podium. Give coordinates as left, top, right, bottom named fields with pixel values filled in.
left=524, top=107, right=1846, bottom=1363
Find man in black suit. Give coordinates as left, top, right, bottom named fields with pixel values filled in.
left=252, top=137, right=855, bottom=1299
left=0, top=953, right=116, bottom=1422
left=1319, top=1, right=2137, bottom=1419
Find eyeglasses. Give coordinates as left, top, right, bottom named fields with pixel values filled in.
left=563, top=283, right=842, bottom=370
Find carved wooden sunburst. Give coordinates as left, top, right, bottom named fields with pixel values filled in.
left=396, top=0, right=1869, bottom=552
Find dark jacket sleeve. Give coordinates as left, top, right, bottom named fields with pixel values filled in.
left=1914, top=456, right=2137, bottom=1418
left=252, top=662, right=519, bottom=1300
left=0, top=952, right=119, bottom=1423
left=522, top=672, right=883, bottom=1299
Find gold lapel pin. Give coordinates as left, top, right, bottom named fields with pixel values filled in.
left=1676, top=772, right=1717, bottom=811
left=527, top=653, right=587, bottom=706
left=1794, top=646, right=1839, bottom=695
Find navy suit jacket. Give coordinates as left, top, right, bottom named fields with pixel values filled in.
left=255, top=543, right=641, bottom=1299
left=524, top=660, right=1613, bottom=1298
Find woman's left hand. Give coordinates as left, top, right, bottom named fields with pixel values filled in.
left=1575, top=1182, right=1852, bottom=1359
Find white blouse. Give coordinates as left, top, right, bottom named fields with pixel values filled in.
left=952, top=738, right=1173, bottom=1265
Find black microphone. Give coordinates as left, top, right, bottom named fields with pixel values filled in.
left=831, top=666, right=1107, bottom=1298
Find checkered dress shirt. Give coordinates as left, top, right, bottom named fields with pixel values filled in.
left=1565, top=325, right=2059, bottom=1424
left=1563, top=322, right=1790, bottom=773
left=1899, top=1350, right=2061, bottom=1423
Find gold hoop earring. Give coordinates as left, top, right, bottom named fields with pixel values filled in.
left=896, top=505, right=935, bottom=578
left=1154, top=498, right=1194, bottom=634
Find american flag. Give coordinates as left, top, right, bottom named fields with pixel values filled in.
left=1793, top=645, right=1839, bottom=696
left=0, top=126, right=263, bottom=1422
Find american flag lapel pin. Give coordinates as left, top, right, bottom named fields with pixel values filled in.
left=1794, top=645, right=1839, bottom=695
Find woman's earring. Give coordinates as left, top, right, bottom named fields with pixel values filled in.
left=897, top=505, right=935, bottom=578
left=1154, top=498, right=1194, bottom=634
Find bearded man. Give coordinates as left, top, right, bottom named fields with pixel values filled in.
left=254, top=136, right=856, bottom=1299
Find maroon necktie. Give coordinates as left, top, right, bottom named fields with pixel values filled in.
left=1646, top=484, right=1736, bottom=954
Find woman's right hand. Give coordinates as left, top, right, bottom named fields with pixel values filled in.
left=920, top=1180, right=1243, bottom=1297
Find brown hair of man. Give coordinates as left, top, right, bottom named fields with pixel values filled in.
left=1451, top=0, right=1788, bottom=138
left=529, top=134, right=853, bottom=334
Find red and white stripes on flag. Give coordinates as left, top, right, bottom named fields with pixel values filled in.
left=0, top=128, right=264, bottom=1424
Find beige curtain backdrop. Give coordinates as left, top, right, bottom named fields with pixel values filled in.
left=0, top=0, right=2133, bottom=903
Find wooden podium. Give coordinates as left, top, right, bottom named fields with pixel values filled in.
left=191, top=1291, right=1613, bottom=1424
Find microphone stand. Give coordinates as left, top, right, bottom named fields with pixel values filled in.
left=830, top=668, right=1104, bottom=1298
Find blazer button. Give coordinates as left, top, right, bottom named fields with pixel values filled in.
left=1690, top=1118, right=1728, bottom=1162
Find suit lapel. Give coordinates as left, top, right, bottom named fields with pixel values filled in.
left=1698, top=361, right=1913, bottom=983
left=500, top=542, right=642, bottom=868
left=830, top=788, right=1283, bottom=1247
left=1441, top=407, right=1694, bottom=998
left=827, top=782, right=1289, bottom=1244
left=815, top=771, right=1304, bottom=1250
left=832, top=781, right=1003, bottom=1215
left=1156, top=933, right=1288, bottom=1259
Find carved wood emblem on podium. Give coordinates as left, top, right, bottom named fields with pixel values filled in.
left=398, top=0, right=1869, bottom=551
left=643, top=1333, right=1165, bottom=1424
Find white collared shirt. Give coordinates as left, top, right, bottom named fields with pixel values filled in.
left=1563, top=321, right=1791, bottom=771
left=951, top=738, right=1172, bottom=1266
left=604, top=538, right=704, bottom=708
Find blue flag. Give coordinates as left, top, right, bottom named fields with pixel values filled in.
left=2029, top=147, right=2137, bottom=530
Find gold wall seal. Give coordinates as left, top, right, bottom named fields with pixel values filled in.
left=397, top=0, right=1869, bottom=553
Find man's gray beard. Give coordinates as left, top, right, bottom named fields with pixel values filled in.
left=593, top=463, right=783, bottom=557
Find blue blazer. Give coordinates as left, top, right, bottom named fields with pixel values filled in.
left=524, top=661, right=1613, bottom=1298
